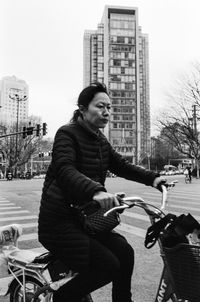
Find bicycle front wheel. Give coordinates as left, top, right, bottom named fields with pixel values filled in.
left=185, top=176, right=189, bottom=184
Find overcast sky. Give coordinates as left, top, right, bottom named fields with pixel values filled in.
left=1, top=0, right=200, bottom=138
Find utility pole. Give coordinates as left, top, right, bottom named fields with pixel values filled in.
left=192, top=104, right=200, bottom=178
left=192, top=104, right=200, bottom=137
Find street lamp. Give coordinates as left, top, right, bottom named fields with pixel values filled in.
left=9, top=88, right=27, bottom=177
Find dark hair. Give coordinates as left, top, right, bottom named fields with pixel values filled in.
left=70, top=82, right=109, bottom=123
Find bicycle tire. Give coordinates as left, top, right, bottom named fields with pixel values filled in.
left=9, top=275, right=45, bottom=302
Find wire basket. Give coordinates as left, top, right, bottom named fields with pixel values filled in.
left=162, top=243, right=200, bottom=302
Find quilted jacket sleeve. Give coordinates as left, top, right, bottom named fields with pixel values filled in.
left=51, top=126, right=106, bottom=202
left=108, top=145, right=159, bottom=186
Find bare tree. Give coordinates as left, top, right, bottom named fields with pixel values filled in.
left=1, top=123, right=42, bottom=173
left=156, top=62, right=200, bottom=177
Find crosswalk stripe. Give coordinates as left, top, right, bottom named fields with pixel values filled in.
left=123, top=210, right=200, bottom=222
left=0, top=215, right=37, bottom=222
left=0, top=200, right=10, bottom=203
left=144, top=193, right=200, bottom=201
left=152, top=199, right=200, bottom=207
left=123, top=212, right=149, bottom=222
left=117, top=223, right=145, bottom=237
left=143, top=200, right=200, bottom=212
left=0, top=210, right=29, bottom=215
left=0, top=203, right=15, bottom=206
left=143, top=192, right=200, bottom=199
left=167, top=204, right=200, bottom=212
left=19, top=233, right=38, bottom=241
left=0, top=207, right=21, bottom=210
left=21, top=222, right=38, bottom=228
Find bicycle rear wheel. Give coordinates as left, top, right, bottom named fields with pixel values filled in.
left=9, top=275, right=48, bottom=302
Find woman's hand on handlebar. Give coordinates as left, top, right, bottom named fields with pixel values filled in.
left=153, top=176, right=167, bottom=192
left=93, top=191, right=120, bottom=210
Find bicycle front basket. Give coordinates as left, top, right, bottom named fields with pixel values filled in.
left=163, top=243, right=200, bottom=302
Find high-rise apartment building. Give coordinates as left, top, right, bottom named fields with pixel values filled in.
left=0, top=75, right=29, bottom=127
left=83, top=5, right=150, bottom=164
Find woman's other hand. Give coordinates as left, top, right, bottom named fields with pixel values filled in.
left=93, top=191, right=120, bottom=210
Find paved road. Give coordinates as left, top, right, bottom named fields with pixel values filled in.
left=0, top=175, right=200, bottom=301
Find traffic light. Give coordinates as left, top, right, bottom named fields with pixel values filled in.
left=42, top=123, right=47, bottom=136
left=36, top=124, right=41, bottom=136
left=22, top=127, right=27, bottom=139
left=27, top=126, right=34, bottom=135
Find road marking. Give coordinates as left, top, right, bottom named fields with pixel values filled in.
left=0, top=215, right=37, bottom=222
left=0, top=207, right=21, bottom=210
left=19, top=233, right=38, bottom=241
left=145, top=190, right=200, bottom=196
left=0, top=210, right=29, bottom=215
left=0, top=203, right=15, bottom=206
left=123, top=212, right=149, bottom=221
left=143, top=199, right=200, bottom=212
left=123, top=207, right=200, bottom=221
left=117, top=223, right=146, bottom=237
left=0, top=200, right=10, bottom=203
left=21, top=222, right=38, bottom=228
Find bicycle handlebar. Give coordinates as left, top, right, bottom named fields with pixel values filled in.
left=104, top=180, right=177, bottom=218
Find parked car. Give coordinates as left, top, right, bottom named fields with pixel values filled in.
left=159, top=170, right=166, bottom=175
left=25, top=171, right=32, bottom=179
left=33, top=173, right=46, bottom=179
left=19, top=172, right=26, bottom=179
left=165, top=170, right=176, bottom=176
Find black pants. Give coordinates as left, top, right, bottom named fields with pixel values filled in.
left=53, top=232, right=134, bottom=302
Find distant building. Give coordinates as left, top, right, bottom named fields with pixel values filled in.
left=0, top=75, right=29, bottom=127
left=83, top=5, right=150, bottom=163
left=28, top=115, right=42, bottom=126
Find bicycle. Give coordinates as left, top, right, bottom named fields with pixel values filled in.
left=185, top=174, right=192, bottom=184
left=0, top=180, right=197, bottom=302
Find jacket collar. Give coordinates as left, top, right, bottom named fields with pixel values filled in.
left=77, top=117, right=104, bottom=140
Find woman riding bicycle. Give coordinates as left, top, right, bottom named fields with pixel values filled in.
left=38, top=82, right=166, bottom=302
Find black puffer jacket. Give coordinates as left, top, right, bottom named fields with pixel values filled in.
left=38, top=118, right=159, bottom=270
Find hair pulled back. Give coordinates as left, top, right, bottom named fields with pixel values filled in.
left=70, top=82, right=109, bottom=123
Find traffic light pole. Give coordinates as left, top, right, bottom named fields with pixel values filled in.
left=0, top=123, right=47, bottom=139
left=0, top=130, right=25, bottom=138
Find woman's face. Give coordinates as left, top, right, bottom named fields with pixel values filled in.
left=81, top=92, right=111, bottom=131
